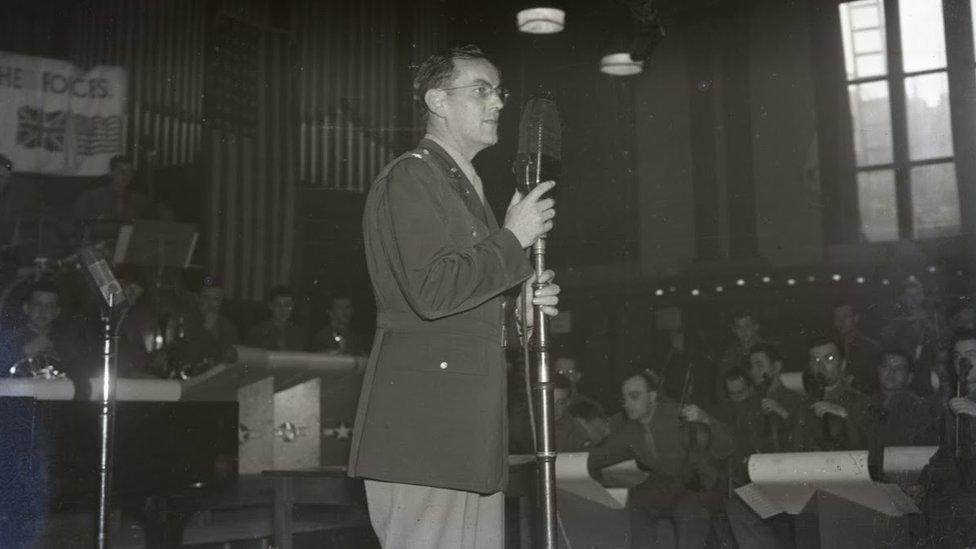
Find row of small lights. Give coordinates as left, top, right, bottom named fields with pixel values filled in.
left=516, top=7, right=644, bottom=76
left=648, top=266, right=963, bottom=298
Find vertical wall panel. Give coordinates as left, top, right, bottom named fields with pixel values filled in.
left=71, top=0, right=207, bottom=170
left=294, top=0, right=405, bottom=192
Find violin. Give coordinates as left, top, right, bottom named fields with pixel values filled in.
left=676, top=369, right=721, bottom=491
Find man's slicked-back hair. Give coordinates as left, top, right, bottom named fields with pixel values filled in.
left=412, top=44, right=491, bottom=117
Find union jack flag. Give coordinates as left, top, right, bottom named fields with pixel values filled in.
left=16, top=106, right=66, bottom=152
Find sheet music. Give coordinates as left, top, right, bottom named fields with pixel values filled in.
left=736, top=451, right=922, bottom=518
left=554, top=452, right=625, bottom=509
left=600, top=459, right=649, bottom=489
left=883, top=446, right=938, bottom=474
left=734, top=483, right=785, bottom=519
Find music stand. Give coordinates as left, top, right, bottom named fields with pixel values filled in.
left=113, top=220, right=198, bottom=268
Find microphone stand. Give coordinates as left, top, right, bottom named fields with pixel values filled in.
left=96, top=293, right=120, bottom=548
left=525, top=147, right=557, bottom=549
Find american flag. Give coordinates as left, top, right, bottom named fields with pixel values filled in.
left=204, top=14, right=298, bottom=300
left=73, top=114, right=124, bottom=156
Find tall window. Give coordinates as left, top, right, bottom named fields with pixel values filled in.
left=839, top=0, right=959, bottom=241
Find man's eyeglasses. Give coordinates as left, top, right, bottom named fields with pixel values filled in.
left=438, top=84, right=510, bottom=104
left=811, top=354, right=840, bottom=366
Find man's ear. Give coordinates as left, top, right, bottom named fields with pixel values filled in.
left=424, top=89, right=447, bottom=119
left=772, top=361, right=783, bottom=375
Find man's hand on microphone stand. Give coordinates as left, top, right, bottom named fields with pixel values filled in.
left=504, top=180, right=556, bottom=248
left=950, top=397, right=976, bottom=418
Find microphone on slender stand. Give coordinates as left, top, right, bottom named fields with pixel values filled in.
left=79, top=246, right=127, bottom=549
left=514, top=95, right=561, bottom=549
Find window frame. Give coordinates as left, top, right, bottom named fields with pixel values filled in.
left=824, top=0, right=976, bottom=244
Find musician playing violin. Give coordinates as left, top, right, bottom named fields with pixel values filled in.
left=746, top=343, right=804, bottom=452
left=588, top=370, right=734, bottom=549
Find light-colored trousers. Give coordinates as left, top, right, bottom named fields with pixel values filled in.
left=364, top=479, right=504, bottom=549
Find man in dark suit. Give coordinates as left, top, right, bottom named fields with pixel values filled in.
left=347, top=44, right=559, bottom=548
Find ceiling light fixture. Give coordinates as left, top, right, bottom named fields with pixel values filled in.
left=517, top=6, right=565, bottom=34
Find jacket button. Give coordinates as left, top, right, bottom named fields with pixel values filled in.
left=439, top=361, right=448, bottom=370
left=471, top=231, right=477, bottom=237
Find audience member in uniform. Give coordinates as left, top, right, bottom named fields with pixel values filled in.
left=588, top=370, right=734, bottom=549
left=247, top=285, right=307, bottom=351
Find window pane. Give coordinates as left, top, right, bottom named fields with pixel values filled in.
left=840, top=1, right=887, bottom=80
left=900, top=0, right=947, bottom=72
left=971, top=0, right=976, bottom=62
left=857, top=169, right=899, bottom=242
left=905, top=72, right=953, bottom=161
left=848, top=81, right=893, bottom=166
left=911, top=163, right=960, bottom=238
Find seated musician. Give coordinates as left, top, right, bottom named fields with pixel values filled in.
left=792, top=336, right=878, bottom=452
left=567, top=395, right=612, bottom=447
left=588, top=370, right=734, bottom=549
left=246, top=285, right=307, bottom=351
left=871, top=350, right=940, bottom=447
left=553, top=373, right=592, bottom=452
left=722, top=365, right=796, bottom=549
left=0, top=279, right=90, bottom=382
left=71, top=155, right=170, bottom=243
left=555, top=355, right=583, bottom=394
left=311, top=292, right=365, bottom=355
left=746, top=342, right=804, bottom=452
left=914, top=330, right=976, bottom=548
left=719, top=367, right=759, bottom=480
left=182, top=276, right=240, bottom=367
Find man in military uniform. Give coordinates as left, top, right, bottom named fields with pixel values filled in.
left=246, top=285, right=307, bottom=351
left=553, top=373, right=592, bottom=452
left=746, top=343, right=804, bottom=452
left=589, top=370, right=735, bottom=549
left=872, top=350, right=939, bottom=447
left=916, top=330, right=976, bottom=548
left=792, top=337, right=878, bottom=453
left=833, top=300, right=882, bottom=394
left=347, top=45, right=559, bottom=548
